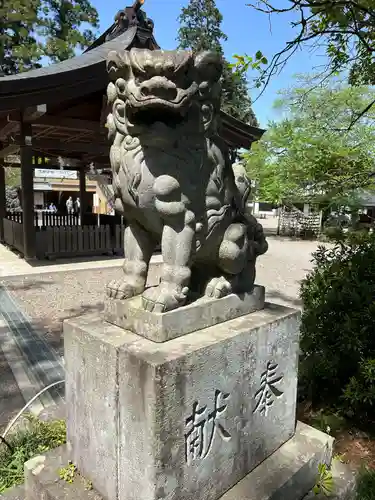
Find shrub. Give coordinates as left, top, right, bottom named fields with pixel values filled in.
left=355, top=466, right=375, bottom=500
left=0, top=415, right=66, bottom=493
left=299, top=233, right=375, bottom=423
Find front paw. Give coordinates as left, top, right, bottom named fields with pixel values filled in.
left=106, top=279, right=144, bottom=300
left=141, top=283, right=189, bottom=313
left=205, top=276, right=233, bottom=299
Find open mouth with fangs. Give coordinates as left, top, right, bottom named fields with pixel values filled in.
left=126, top=105, right=187, bottom=128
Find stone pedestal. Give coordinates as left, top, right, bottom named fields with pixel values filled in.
left=104, top=285, right=265, bottom=341
left=63, top=301, right=300, bottom=500
left=25, top=422, right=334, bottom=500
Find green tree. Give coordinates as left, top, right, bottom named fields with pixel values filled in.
left=244, top=77, right=375, bottom=206
left=0, top=0, right=99, bottom=74
left=177, top=0, right=258, bottom=125
left=234, top=0, right=375, bottom=124
left=0, top=0, right=42, bottom=75
left=41, top=0, right=99, bottom=63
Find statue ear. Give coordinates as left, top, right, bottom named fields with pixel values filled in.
left=194, top=51, right=223, bottom=84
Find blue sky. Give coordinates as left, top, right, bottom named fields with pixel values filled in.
left=91, top=0, right=325, bottom=127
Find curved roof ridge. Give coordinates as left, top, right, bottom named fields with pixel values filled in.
left=0, top=28, right=137, bottom=86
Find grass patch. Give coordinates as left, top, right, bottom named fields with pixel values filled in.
left=356, top=466, right=375, bottom=500
left=0, top=414, right=66, bottom=493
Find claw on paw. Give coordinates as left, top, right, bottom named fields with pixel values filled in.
left=141, top=284, right=188, bottom=313
left=106, top=279, right=144, bottom=300
left=205, top=276, right=233, bottom=299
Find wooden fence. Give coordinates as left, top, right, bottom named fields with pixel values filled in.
left=3, top=219, right=24, bottom=253
left=6, top=210, right=125, bottom=228
left=39, top=212, right=80, bottom=227
left=6, top=211, right=23, bottom=223
left=3, top=210, right=128, bottom=259
left=36, top=225, right=113, bottom=259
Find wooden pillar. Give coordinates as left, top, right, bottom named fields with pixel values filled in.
left=20, top=122, right=36, bottom=259
left=79, top=167, right=86, bottom=226
left=0, top=165, right=5, bottom=243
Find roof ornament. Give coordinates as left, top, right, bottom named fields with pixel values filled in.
left=106, top=0, right=153, bottom=43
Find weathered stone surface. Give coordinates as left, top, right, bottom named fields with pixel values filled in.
left=105, top=47, right=268, bottom=313
left=64, top=320, right=134, bottom=500
left=219, top=421, right=334, bottom=500
left=0, top=486, right=25, bottom=500
left=104, top=285, right=265, bottom=341
left=64, top=303, right=300, bottom=500
left=23, top=423, right=334, bottom=500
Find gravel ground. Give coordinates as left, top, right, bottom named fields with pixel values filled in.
left=0, top=264, right=163, bottom=355
left=0, top=236, right=327, bottom=353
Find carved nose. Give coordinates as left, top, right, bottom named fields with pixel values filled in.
left=140, top=76, right=177, bottom=100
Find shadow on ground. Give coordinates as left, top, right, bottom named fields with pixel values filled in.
left=12, top=254, right=124, bottom=269
left=266, top=289, right=302, bottom=309
left=1, top=279, right=57, bottom=292
left=0, top=344, right=25, bottom=431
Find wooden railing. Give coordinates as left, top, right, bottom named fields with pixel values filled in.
left=39, top=212, right=80, bottom=227
left=6, top=210, right=126, bottom=228
left=6, top=211, right=23, bottom=223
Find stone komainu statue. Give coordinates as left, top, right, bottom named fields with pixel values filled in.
left=106, top=48, right=268, bottom=312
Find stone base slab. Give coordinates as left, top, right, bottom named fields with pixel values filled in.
left=24, top=422, right=333, bottom=500
left=104, top=285, right=265, bottom=342
left=64, top=304, right=300, bottom=500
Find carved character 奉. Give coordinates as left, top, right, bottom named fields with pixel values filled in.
left=106, top=48, right=268, bottom=312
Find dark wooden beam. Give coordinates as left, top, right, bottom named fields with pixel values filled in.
left=8, top=113, right=102, bottom=134
left=0, top=106, right=46, bottom=141
left=9, top=138, right=108, bottom=156
left=100, top=95, right=109, bottom=129
left=0, top=121, right=19, bottom=141
left=0, top=144, right=19, bottom=159
left=4, top=160, right=110, bottom=170
left=20, top=121, right=36, bottom=259
left=79, top=167, right=87, bottom=224
left=36, top=115, right=102, bottom=133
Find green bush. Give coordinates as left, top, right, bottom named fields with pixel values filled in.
left=355, top=466, right=375, bottom=500
left=0, top=414, right=66, bottom=493
left=299, top=233, right=375, bottom=423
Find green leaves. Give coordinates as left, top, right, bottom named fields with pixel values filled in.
left=313, top=463, right=334, bottom=496
left=299, top=232, right=375, bottom=424
left=177, top=0, right=258, bottom=125
left=0, top=0, right=99, bottom=74
left=243, top=77, right=375, bottom=206
left=0, top=415, right=66, bottom=492
left=241, top=0, right=375, bottom=100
